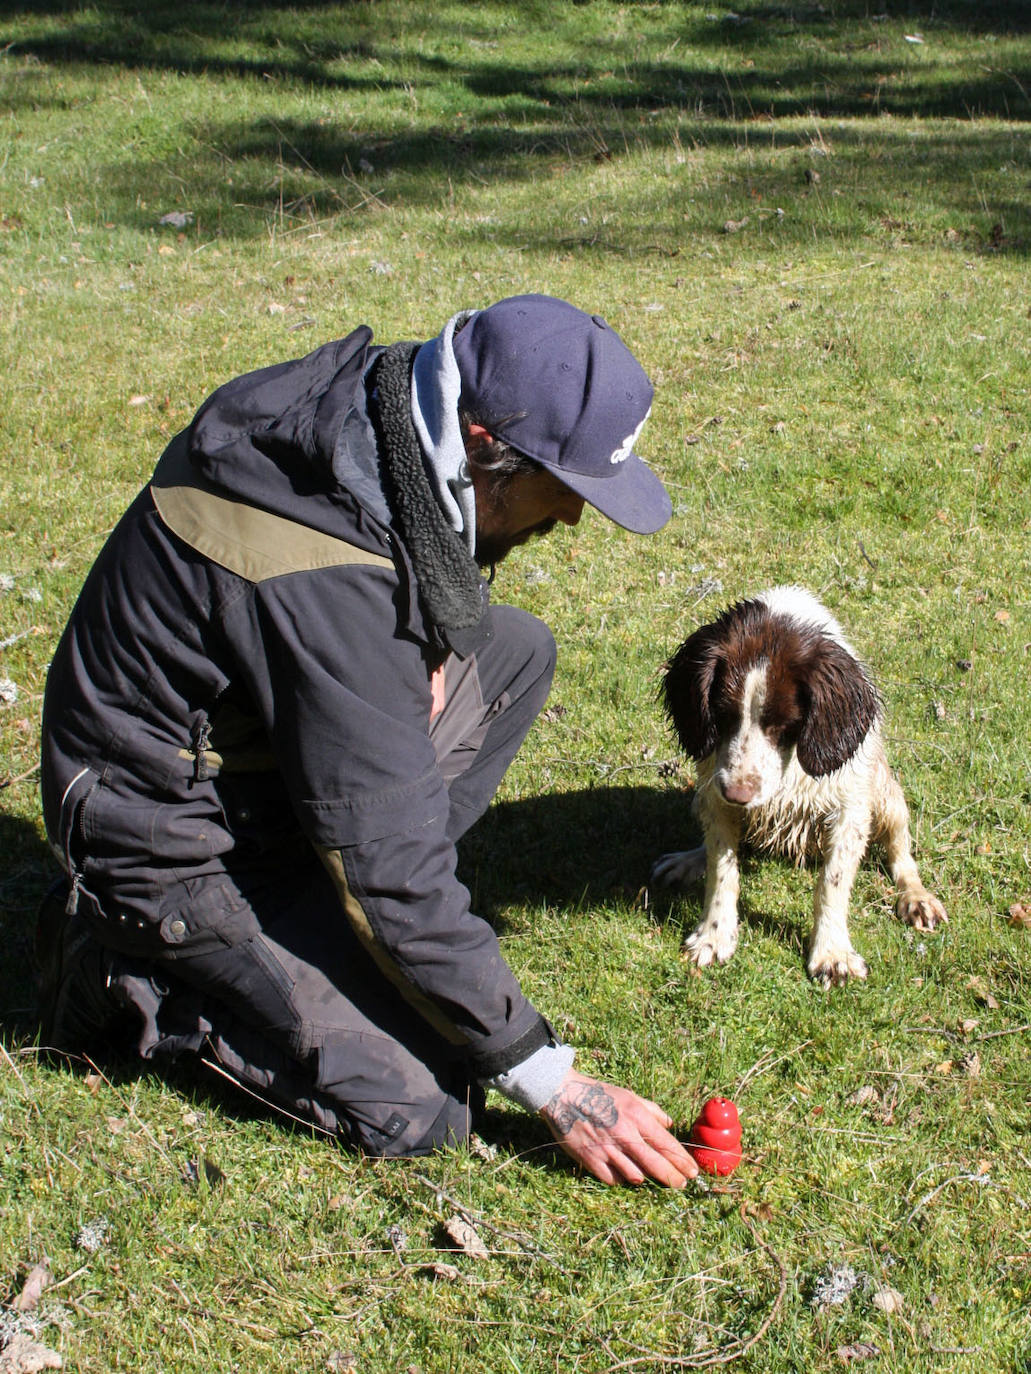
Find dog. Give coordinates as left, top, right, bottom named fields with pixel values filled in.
left=651, top=586, right=946, bottom=986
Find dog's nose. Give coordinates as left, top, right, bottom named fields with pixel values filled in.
left=722, top=777, right=759, bottom=805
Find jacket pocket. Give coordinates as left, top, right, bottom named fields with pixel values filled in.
left=54, top=766, right=101, bottom=915
left=157, top=873, right=263, bottom=959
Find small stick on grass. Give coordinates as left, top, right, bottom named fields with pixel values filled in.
left=413, top=1172, right=561, bottom=1267
left=601, top=1212, right=787, bottom=1371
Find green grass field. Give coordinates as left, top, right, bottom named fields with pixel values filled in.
left=1, top=3, right=1029, bottom=1370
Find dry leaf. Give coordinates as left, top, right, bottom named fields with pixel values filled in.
left=442, top=1214, right=489, bottom=1259
left=13, top=1261, right=51, bottom=1313
left=0, top=1333, right=63, bottom=1373
left=836, top=1342, right=880, bottom=1363
left=846, top=1085, right=880, bottom=1107
left=325, top=1353, right=357, bottom=1374
left=872, top=1285, right=905, bottom=1314
left=722, top=217, right=749, bottom=233
left=966, top=977, right=1000, bottom=1010
left=934, top=1060, right=954, bottom=1076
left=959, top=1050, right=982, bottom=1078
left=417, top=1261, right=461, bottom=1281
left=1008, top=902, right=1031, bottom=929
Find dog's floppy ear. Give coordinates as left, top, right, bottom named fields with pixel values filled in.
left=796, top=638, right=881, bottom=776
left=662, top=624, right=724, bottom=760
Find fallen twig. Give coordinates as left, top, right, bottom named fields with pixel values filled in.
left=412, top=1173, right=560, bottom=1266
left=974, top=1023, right=1030, bottom=1042
left=0, top=1042, right=42, bottom=1120
left=601, top=1211, right=787, bottom=1371
left=199, top=1052, right=335, bottom=1136
left=164, top=1277, right=279, bottom=1339
left=0, top=762, right=40, bottom=791
left=736, top=1039, right=814, bottom=1093
left=903, top=1171, right=995, bottom=1228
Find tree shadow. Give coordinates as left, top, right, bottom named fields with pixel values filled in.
left=4, top=0, right=1027, bottom=250
left=125, top=111, right=1021, bottom=254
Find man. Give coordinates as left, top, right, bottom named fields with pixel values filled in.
left=37, top=294, right=698, bottom=1189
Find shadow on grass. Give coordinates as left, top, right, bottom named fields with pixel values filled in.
left=458, top=782, right=696, bottom=914
left=458, top=782, right=817, bottom=956
left=0, top=807, right=56, bottom=1036
left=5, top=0, right=1028, bottom=250
left=126, top=113, right=1024, bottom=254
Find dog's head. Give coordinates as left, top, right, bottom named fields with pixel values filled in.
left=662, top=595, right=881, bottom=804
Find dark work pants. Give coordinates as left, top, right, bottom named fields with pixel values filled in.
left=104, top=606, right=556, bottom=1157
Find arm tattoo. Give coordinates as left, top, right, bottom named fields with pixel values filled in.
left=545, top=1080, right=618, bottom=1135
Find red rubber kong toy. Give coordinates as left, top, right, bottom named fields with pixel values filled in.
left=688, top=1097, right=742, bottom=1176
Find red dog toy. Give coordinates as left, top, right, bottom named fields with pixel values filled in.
left=688, top=1097, right=742, bottom=1176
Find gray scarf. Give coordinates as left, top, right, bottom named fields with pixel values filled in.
left=369, top=342, right=489, bottom=647
left=411, top=309, right=479, bottom=554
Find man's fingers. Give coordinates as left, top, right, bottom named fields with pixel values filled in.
left=564, top=1125, right=696, bottom=1189
left=637, top=1115, right=700, bottom=1180
left=541, top=1072, right=700, bottom=1188
left=636, top=1096, right=675, bottom=1129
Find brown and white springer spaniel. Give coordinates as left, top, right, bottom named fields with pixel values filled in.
left=651, top=586, right=946, bottom=986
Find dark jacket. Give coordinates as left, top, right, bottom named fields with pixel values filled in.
left=41, top=329, right=550, bottom=1078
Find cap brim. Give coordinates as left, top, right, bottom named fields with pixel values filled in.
left=537, top=452, right=672, bottom=534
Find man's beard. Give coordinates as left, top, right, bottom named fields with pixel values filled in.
left=475, top=519, right=557, bottom=569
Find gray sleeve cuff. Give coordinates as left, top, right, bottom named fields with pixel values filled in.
left=482, top=1041, right=576, bottom=1113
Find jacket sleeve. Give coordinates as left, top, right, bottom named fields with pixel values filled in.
left=221, top=560, right=552, bottom=1077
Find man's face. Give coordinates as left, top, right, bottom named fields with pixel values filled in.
left=472, top=464, right=586, bottom=567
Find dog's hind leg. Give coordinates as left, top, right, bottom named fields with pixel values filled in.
left=650, top=845, right=707, bottom=888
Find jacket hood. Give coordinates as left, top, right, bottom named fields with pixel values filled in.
left=185, top=328, right=385, bottom=539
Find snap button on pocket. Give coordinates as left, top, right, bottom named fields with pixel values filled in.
left=164, top=917, right=187, bottom=942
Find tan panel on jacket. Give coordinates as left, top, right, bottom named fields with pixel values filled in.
left=150, top=434, right=393, bottom=583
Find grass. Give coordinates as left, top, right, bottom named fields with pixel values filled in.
left=1, top=2, right=1029, bottom=1370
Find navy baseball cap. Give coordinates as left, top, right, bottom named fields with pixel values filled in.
left=451, top=294, right=672, bottom=534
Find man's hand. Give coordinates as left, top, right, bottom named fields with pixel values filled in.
left=540, top=1069, right=699, bottom=1188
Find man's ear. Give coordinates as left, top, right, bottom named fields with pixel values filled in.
left=466, top=422, right=493, bottom=441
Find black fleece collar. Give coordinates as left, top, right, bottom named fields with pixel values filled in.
left=368, top=342, right=490, bottom=655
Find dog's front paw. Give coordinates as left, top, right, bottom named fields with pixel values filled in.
left=897, top=890, right=948, bottom=932
left=808, top=943, right=869, bottom=988
left=683, top=922, right=739, bottom=968
left=651, top=847, right=707, bottom=890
